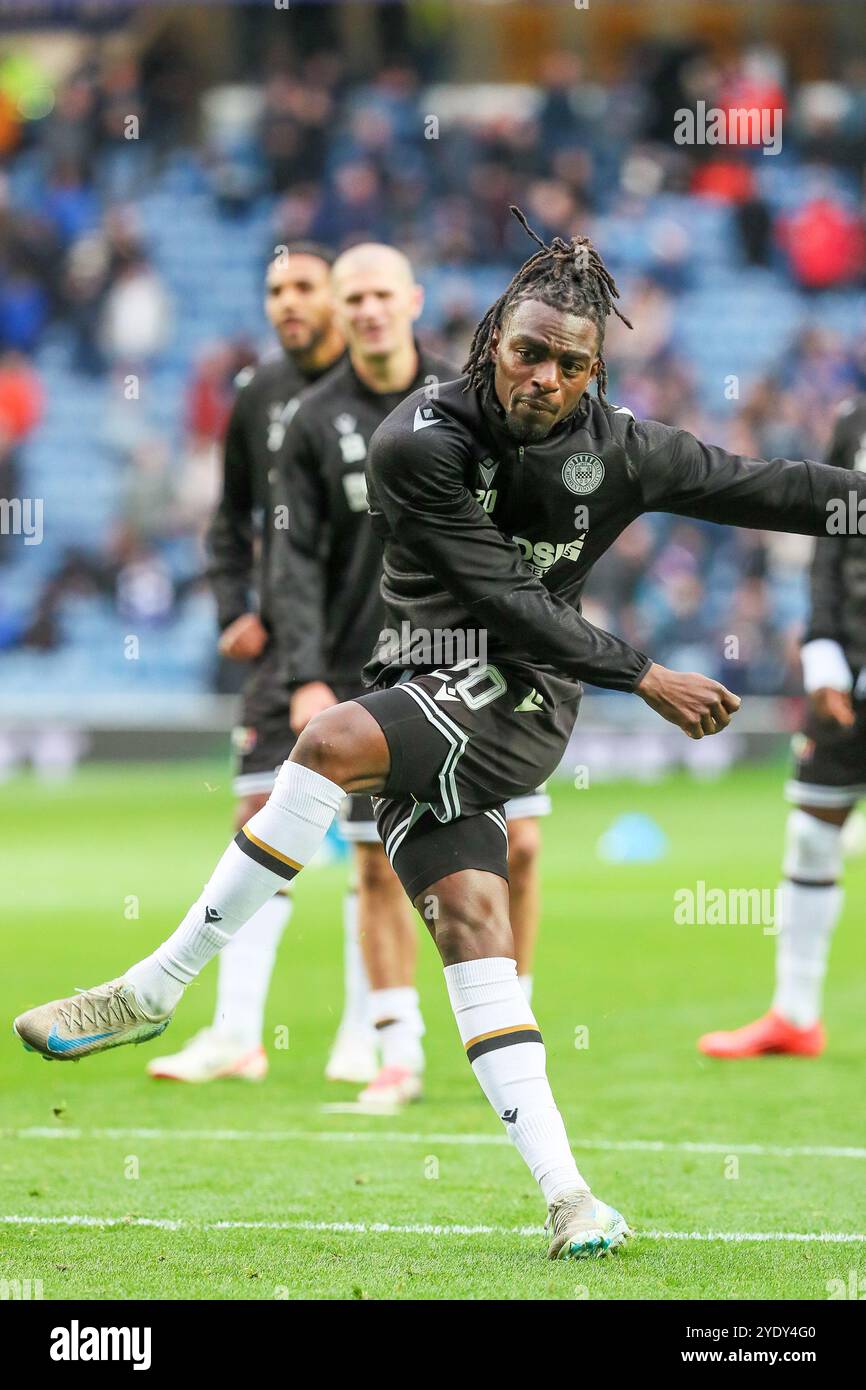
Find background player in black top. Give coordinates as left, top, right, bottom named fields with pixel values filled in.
left=147, top=244, right=345, bottom=1084
left=700, top=396, right=866, bottom=1060
left=22, top=212, right=866, bottom=1261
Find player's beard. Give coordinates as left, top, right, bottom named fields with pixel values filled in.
left=504, top=406, right=557, bottom=444
left=280, top=327, right=314, bottom=355
left=285, top=320, right=328, bottom=364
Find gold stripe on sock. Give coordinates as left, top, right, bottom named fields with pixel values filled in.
left=464, top=1022, right=536, bottom=1052
left=465, top=1025, right=543, bottom=1064
left=240, top=825, right=302, bottom=872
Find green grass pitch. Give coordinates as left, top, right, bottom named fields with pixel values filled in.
left=2, top=760, right=864, bottom=1300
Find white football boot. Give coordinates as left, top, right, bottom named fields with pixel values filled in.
left=14, top=979, right=172, bottom=1061
left=146, top=1027, right=267, bottom=1082
left=545, top=1189, right=632, bottom=1260
left=357, top=1063, right=423, bottom=1109
left=324, top=1026, right=378, bottom=1084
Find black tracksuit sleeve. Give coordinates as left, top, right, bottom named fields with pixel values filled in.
left=269, top=413, right=329, bottom=686
left=804, top=416, right=851, bottom=645
left=368, top=421, right=652, bottom=691
left=205, top=393, right=255, bottom=631
left=632, top=417, right=866, bottom=536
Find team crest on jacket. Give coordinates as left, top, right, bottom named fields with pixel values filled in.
left=334, top=413, right=367, bottom=464
left=562, top=452, right=604, bottom=494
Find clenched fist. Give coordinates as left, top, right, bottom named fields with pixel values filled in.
left=637, top=663, right=742, bottom=739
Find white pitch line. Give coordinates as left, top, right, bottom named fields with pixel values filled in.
left=1, top=1214, right=865, bottom=1244
left=4, top=1126, right=866, bottom=1161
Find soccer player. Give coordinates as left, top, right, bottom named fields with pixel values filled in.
left=268, top=241, right=550, bottom=1107
left=699, top=396, right=866, bottom=1059
left=146, top=243, right=352, bottom=1083
left=18, top=209, right=866, bottom=1261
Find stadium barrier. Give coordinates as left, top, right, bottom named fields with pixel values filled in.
left=0, top=694, right=801, bottom=778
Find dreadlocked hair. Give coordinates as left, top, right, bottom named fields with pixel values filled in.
left=463, top=205, right=632, bottom=406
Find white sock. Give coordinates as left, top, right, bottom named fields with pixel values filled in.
left=444, top=956, right=586, bottom=1204
left=369, top=986, right=425, bottom=1072
left=773, top=810, right=844, bottom=1028
left=126, top=762, right=345, bottom=1015
left=336, top=890, right=372, bottom=1036
left=518, top=973, right=533, bottom=1004
left=212, top=894, right=292, bottom=1048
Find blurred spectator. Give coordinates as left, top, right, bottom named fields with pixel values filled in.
left=0, top=270, right=48, bottom=353
left=0, top=350, right=42, bottom=441
left=312, top=160, right=389, bottom=244
left=120, top=439, right=178, bottom=546
left=777, top=196, right=866, bottom=291
left=115, top=547, right=175, bottom=626
left=0, top=351, right=42, bottom=561
left=185, top=341, right=255, bottom=447
left=42, top=160, right=100, bottom=246
left=99, top=250, right=170, bottom=369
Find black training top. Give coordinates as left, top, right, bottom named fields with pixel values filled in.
left=269, top=346, right=456, bottom=687
left=205, top=350, right=343, bottom=634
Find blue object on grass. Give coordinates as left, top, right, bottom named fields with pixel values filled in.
left=596, top=813, right=669, bottom=864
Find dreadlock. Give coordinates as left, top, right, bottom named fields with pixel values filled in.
left=463, top=205, right=632, bottom=406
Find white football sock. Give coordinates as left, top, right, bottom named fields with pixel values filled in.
left=336, top=890, right=372, bottom=1036
left=773, top=810, right=843, bottom=1028
left=369, top=986, right=425, bottom=1072
left=212, top=893, right=292, bottom=1048
left=518, top=973, right=533, bottom=1004
left=444, top=956, right=586, bottom=1204
left=126, top=762, right=345, bottom=1015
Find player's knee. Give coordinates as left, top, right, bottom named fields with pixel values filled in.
left=506, top=817, right=540, bottom=882
left=785, top=807, right=843, bottom=882
left=421, top=880, right=513, bottom=965
left=355, top=844, right=396, bottom=895
left=235, top=792, right=268, bottom=830
left=292, top=706, right=359, bottom=787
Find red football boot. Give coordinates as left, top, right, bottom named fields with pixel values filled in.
left=698, top=1010, right=825, bottom=1059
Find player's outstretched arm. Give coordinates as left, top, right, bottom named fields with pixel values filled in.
left=632, top=418, right=866, bottom=538
left=636, top=663, right=741, bottom=740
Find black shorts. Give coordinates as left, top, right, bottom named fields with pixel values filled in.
left=355, top=661, right=577, bottom=900
left=785, top=696, right=866, bottom=808
left=232, top=648, right=376, bottom=839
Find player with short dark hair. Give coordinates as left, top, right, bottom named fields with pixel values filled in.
left=146, top=244, right=348, bottom=1083
left=19, top=209, right=866, bottom=1261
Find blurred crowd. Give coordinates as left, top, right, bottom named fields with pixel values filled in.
left=3, top=23, right=866, bottom=696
